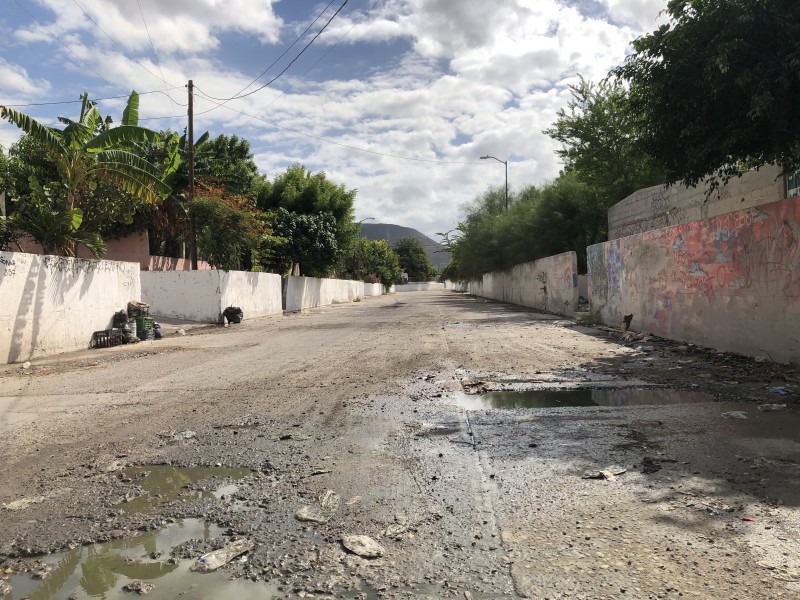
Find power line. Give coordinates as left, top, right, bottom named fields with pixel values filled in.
left=136, top=0, right=178, bottom=116
left=194, top=0, right=348, bottom=109
left=12, top=0, right=115, bottom=88
left=194, top=0, right=337, bottom=104
left=70, top=0, right=179, bottom=89
left=232, top=0, right=380, bottom=134
left=2, top=87, right=186, bottom=108
left=180, top=95, right=483, bottom=165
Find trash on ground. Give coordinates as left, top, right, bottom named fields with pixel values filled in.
left=222, top=306, right=243, bottom=324
left=341, top=534, right=385, bottom=558
left=722, top=411, right=749, bottom=420
left=122, top=580, right=155, bottom=594
left=582, top=466, right=627, bottom=481
left=295, top=489, right=340, bottom=524
left=741, top=516, right=758, bottom=522
left=768, top=387, right=789, bottom=395
left=758, top=403, right=788, bottom=411
left=192, top=539, right=255, bottom=572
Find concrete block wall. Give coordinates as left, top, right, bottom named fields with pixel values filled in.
left=608, top=165, right=785, bottom=240
left=140, top=270, right=282, bottom=323
left=589, top=196, right=800, bottom=363
left=285, top=276, right=365, bottom=311
left=364, top=283, right=384, bottom=297
left=395, top=282, right=445, bottom=292
left=0, top=252, right=141, bottom=363
left=465, top=252, right=579, bottom=316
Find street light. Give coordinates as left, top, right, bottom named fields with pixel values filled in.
left=357, top=217, right=375, bottom=224
left=480, top=155, right=508, bottom=210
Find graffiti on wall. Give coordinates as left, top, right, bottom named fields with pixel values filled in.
left=592, top=196, right=800, bottom=360
left=0, top=253, right=137, bottom=289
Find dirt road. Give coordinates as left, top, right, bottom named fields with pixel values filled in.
left=1, top=291, right=799, bottom=599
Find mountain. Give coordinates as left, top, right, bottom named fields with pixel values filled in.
left=359, top=223, right=451, bottom=271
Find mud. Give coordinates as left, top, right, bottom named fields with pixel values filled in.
left=1, top=291, right=799, bottom=599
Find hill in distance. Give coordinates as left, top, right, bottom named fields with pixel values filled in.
left=359, top=223, right=451, bottom=271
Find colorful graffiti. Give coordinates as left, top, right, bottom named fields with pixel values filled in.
left=589, top=196, right=800, bottom=362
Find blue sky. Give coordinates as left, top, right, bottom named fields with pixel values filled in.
left=0, top=0, right=665, bottom=238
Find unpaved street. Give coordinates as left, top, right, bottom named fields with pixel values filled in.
left=1, top=291, right=799, bottom=599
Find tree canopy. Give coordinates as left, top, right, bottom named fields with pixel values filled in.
left=341, top=237, right=403, bottom=287
left=0, top=92, right=173, bottom=257
left=394, top=236, right=437, bottom=281
left=616, top=0, right=800, bottom=186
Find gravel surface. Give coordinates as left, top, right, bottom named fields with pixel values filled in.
left=1, top=291, right=798, bottom=599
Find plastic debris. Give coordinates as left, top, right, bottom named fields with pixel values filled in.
left=722, top=411, right=748, bottom=420
left=758, top=403, right=788, bottom=411
left=192, top=539, right=255, bottom=572
left=582, top=466, right=627, bottom=481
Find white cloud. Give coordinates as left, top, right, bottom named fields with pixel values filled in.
left=2, top=0, right=666, bottom=238
left=0, top=58, right=51, bottom=96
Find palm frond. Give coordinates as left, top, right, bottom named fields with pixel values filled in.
left=84, top=126, right=162, bottom=152
left=93, top=163, right=171, bottom=204
left=0, top=106, right=63, bottom=153
left=121, top=91, right=139, bottom=127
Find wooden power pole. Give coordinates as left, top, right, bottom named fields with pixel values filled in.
left=188, top=79, right=197, bottom=270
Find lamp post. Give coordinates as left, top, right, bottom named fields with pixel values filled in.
left=480, top=155, right=508, bottom=210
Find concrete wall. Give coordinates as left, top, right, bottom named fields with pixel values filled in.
left=140, top=270, right=282, bottom=322
left=285, top=276, right=365, bottom=311
left=364, top=283, right=384, bottom=297
left=588, top=195, right=800, bottom=363
left=608, top=165, right=785, bottom=240
left=466, top=252, right=579, bottom=316
left=0, top=252, right=141, bottom=363
left=395, top=282, right=445, bottom=292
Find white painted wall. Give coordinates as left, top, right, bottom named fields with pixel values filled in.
left=465, top=252, right=579, bottom=316
left=140, top=270, right=282, bottom=323
left=364, top=283, right=384, bottom=297
left=0, top=252, right=141, bottom=363
left=394, top=282, right=445, bottom=292
left=285, top=276, right=365, bottom=311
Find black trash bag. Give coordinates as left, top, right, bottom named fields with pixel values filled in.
left=222, top=306, right=243, bottom=324
left=113, top=310, right=128, bottom=328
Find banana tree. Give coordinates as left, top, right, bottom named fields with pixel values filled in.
left=0, top=91, right=175, bottom=257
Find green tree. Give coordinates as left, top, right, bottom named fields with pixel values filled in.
left=341, top=237, right=403, bottom=286
left=394, top=236, right=437, bottom=281
left=257, top=164, right=357, bottom=266
left=616, top=0, right=800, bottom=186
left=0, top=92, right=172, bottom=257
left=544, top=77, right=665, bottom=206
left=195, top=134, right=260, bottom=195
left=193, top=182, right=266, bottom=271
left=266, top=207, right=338, bottom=277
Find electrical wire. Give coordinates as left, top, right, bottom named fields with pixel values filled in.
left=136, top=0, right=178, bottom=115
left=70, top=0, right=179, bottom=89
left=170, top=95, right=483, bottom=165
left=12, top=0, right=115, bottom=88
left=193, top=0, right=348, bottom=109
left=231, top=0, right=380, bottom=134
left=194, top=0, right=338, bottom=104
left=2, top=88, right=187, bottom=108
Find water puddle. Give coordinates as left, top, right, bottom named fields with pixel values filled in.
left=449, top=388, right=713, bottom=410
left=115, top=465, right=253, bottom=515
left=3, top=519, right=274, bottom=600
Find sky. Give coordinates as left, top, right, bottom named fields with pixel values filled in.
left=0, top=0, right=666, bottom=238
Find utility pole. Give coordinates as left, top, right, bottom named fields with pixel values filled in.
left=187, top=79, right=197, bottom=270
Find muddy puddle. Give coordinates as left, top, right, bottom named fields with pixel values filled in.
left=2, top=519, right=273, bottom=600
left=115, top=465, right=253, bottom=514
left=450, top=387, right=714, bottom=410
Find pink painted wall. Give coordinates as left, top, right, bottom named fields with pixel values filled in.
left=147, top=255, right=211, bottom=271
left=588, top=195, right=800, bottom=363
left=17, top=231, right=212, bottom=271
